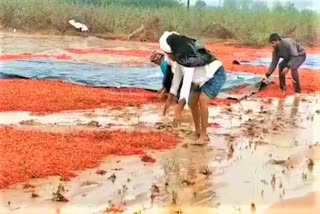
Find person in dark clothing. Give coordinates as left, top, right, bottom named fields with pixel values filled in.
left=150, top=51, right=181, bottom=100
left=263, top=33, right=306, bottom=93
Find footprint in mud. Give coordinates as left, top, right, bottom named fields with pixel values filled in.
left=80, top=180, right=101, bottom=188
left=96, top=169, right=107, bottom=175
left=52, top=184, right=68, bottom=202
left=108, top=174, right=117, bottom=184
left=19, top=119, right=41, bottom=125
left=141, top=155, right=156, bottom=163
left=31, top=192, right=39, bottom=198
left=77, top=120, right=101, bottom=127
left=83, top=112, right=97, bottom=117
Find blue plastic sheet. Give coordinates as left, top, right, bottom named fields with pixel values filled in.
left=242, top=54, right=320, bottom=70
left=0, top=59, right=263, bottom=92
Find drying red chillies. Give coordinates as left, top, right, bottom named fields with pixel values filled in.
left=0, top=128, right=177, bottom=188
left=0, top=53, right=71, bottom=61
left=1, top=44, right=320, bottom=114
left=0, top=80, right=159, bottom=113
left=0, top=79, right=238, bottom=113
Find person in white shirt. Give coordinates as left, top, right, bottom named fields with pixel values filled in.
left=159, top=31, right=226, bottom=145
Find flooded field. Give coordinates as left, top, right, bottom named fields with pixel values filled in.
left=1, top=95, right=320, bottom=214
left=1, top=32, right=320, bottom=214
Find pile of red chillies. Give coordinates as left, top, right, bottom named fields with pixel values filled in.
left=0, top=128, right=177, bottom=188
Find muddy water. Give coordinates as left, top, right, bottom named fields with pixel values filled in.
left=0, top=94, right=320, bottom=214
left=0, top=32, right=155, bottom=66
left=0, top=32, right=156, bottom=54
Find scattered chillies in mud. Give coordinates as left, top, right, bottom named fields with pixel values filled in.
left=0, top=128, right=178, bottom=188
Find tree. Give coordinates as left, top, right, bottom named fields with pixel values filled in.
left=195, top=0, right=207, bottom=9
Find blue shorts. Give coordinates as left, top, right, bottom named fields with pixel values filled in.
left=193, top=66, right=226, bottom=98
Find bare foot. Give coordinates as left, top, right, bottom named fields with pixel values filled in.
left=191, top=136, right=208, bottom=146
left=193, top=132, right=200, bottom=140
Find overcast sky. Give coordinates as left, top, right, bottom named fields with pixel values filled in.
left=187, top=0, right=320, bottom=11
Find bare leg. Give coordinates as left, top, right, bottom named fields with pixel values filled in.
left=194, top=92, right=210, bottom=145
left=188, top=91, right=201, bottom=138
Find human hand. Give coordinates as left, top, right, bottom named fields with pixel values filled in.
left=163, top=101, right=171, bottom=116
left=157, top=88, right=166, bottom=99
left=163, top=94, right=173, bottom=116
left=261, top=74, right=269, bottom=81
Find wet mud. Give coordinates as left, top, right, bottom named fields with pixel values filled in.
left=0, top=94, right=320, bottom=214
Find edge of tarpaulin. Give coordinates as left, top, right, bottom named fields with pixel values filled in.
left=0, top=73, right=272, bottom=98
left=223, top=80, right=274, bottom=101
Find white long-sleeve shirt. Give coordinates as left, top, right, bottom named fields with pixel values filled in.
left=169, top=60, right=223, bottom=105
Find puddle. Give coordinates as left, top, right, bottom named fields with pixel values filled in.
left=0, top=105, right=162, bottom=129
left=0, top=32, right=156, bottom=55
left=0, top=95, right=320, bottom=213
left=0, top=32, right=154, bottom=66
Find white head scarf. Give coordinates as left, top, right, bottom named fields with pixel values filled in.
left=159, top=31, right=179, bottom=54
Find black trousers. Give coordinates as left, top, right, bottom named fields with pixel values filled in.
left=278, top=53, right=306, bottom=93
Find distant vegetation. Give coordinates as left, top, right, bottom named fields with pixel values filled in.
left=64, top=0, right=182, bottom=8
left=0, top=0, right=319, bottom=46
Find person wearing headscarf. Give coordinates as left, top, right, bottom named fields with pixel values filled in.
left=159, top=31, right=226, bottom=145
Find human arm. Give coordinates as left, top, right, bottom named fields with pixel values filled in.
left=171, top=67, right=194, bottom=125
left=163, top=65, right=183, bottom=115
left=162, top=65, right=173, bottom=93
left=163, top=65, right=194, bottom=116
left=266, top=50, right=280, bottom=78
left=176, top=67, right=194, bottom=106
left=287, top=40, right=299, bottom=69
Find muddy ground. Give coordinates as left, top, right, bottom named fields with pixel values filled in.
left=0, top=95, right=320, bottom=214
